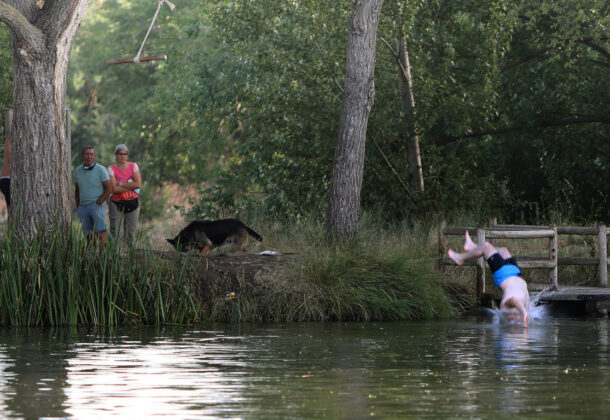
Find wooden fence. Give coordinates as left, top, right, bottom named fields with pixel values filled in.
left=438, top=221, right=608, bottom=297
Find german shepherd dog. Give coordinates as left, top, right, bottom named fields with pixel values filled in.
left=167, top=218, right=263, bottom=255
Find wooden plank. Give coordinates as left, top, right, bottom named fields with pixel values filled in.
left=442, top=256, right=610, bottom=267
left=106, top=55, right=168, bottom=65
left=444, top=225, right=605, bottom=236
left=517, top=259, right=557, bottom=269
left=493, top=224, right=551, bottom=230
left=536, top=287, right=610, bottom=301
left=437, top=219, right=446, bottom=271
left=550, top=226, right=558, bottom=288
left=558, top=226, right=599, bottom=235
left=599, top=225, right=607, bottom=287
left=486, top=229, right=556, bottom=239
left=442, top=226, right=477, bottom=235
left=477, top=229, right=486, bottom=297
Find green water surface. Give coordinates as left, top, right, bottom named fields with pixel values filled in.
left=0, top=316, right=608, bottom=419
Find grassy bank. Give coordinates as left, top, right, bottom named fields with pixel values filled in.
left=0, top=216, right=473, bottom=327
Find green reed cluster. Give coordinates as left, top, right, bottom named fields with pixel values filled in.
left=0, top=227, right=198, bottom=327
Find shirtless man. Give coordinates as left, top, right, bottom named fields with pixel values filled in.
left=448, top=231, right=530, bottom=327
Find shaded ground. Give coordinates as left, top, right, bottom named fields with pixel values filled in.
left=145, top=250, right=296, bottom=282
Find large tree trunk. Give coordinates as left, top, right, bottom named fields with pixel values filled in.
left=1, top=0, right=91, bottom=238
left=326, top=0, right=384, bottom=240
left=397, top=33, right=424, bottom=192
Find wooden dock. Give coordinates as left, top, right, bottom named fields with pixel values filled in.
left=531, top=285, right=610, bottom=302
left=481, top=285, right=610, bottom=315
left=439, top=222, right=610, bottom=315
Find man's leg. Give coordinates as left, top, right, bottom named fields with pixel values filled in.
left=448, top=233, right=498, bottom=265
left=92, top=203, right=107, bottom=246
left=497, top=247, right=512, bottom=259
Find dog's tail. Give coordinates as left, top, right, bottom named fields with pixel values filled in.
left=243, top=224, right=263, bottom=242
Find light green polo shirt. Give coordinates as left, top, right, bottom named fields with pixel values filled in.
left=75, top=163, right=110, bottom=206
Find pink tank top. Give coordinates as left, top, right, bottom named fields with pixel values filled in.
left=109, top=162, right=138, bottom=202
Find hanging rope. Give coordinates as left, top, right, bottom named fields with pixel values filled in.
left=107, top=0, right=176, bottom=65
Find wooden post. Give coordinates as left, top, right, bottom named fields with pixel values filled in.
left=549, top=226, right=558, bottom=289
left=598, top=225, right=607, bottom=287
left=3, top=109, right=13, bottom=138
left=488, top=217, right=497, bottom=227
left=106, top=55, right=168, bottom=65
left=476, top=228, right=486, bottom=299
left=437, top=218, right=446, bottom=271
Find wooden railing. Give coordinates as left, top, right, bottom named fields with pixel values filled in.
left=438, top=221, right=608, bottom=297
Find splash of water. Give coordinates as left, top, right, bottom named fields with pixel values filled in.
left=481, top=288, right=551, bottom=325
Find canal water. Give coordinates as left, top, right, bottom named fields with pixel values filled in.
left=0, top=314, right=608, bottom=419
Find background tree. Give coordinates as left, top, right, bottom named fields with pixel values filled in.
left=327, top=0, right=384, bottom=240
left=0, top=0, right=91, bottom=237
left=31, top=0, right=607, bottom=228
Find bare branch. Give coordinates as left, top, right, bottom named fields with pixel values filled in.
left=378, top=35, right=398, bottom=58
left=370, top=136, right=422, bottom=208
left=310, top=38, right=344, bottom=95
left=580, top=38, right=610, bottom=62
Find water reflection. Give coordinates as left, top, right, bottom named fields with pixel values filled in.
left=0, top=329, right=70, bottom=419
left=0, top=318, right=607, bottom=418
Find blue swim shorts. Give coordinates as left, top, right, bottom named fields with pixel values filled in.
left=491, top=264, right=521, bottom=288
left=77, top=202, right=106, bottom=234
left=487, top=252, right=521, bottom=287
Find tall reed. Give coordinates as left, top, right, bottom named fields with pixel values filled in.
left=0, top=225, right=198, bottom=327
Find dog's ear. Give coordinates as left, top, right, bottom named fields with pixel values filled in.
left=167, top=238, right=175, bottom=247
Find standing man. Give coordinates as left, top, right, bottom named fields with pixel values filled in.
left=0, top=136, right=11, bottom=210
left=75, top=146, right=112, bottom=244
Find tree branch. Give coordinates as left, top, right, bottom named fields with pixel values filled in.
left=370, top=136, right=422, bottom=209
left=580, top=37, right=610, bottom=63
left=0, top=0, right=44, bottom=51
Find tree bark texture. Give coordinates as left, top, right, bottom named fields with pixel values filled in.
left=326, top=0, right=384, bottom=240
left=397, top=33, right=424, bottom=192
left=1, top=0, right=91, bottom=238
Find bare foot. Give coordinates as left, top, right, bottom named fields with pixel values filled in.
left=523, top=314, right=530, bottom=327
left=448, top=249, right=464, bottom=266
left=464, top=231, right=476, bottom=251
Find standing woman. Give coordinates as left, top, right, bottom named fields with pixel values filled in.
left=108, top=144, right=141, bottom=242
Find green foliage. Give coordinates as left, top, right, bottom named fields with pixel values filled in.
left=200, top=0, right=609, bottom=224
left=61, top=0, right=610, bottom=225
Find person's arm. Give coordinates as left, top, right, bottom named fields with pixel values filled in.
left=116, top=164, right=142, bottom=190
left=75, top=183, right=80, bottom=208
left=97, top=181, right=112, bottom=205
left=109, top=174, right=128, bottom=194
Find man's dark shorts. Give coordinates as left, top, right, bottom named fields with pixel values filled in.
left=487, top=253, right=521, bottom=288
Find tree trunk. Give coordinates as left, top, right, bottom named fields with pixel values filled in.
left=326, top=0, right=384, bottom=240
left=1, top=0, right=91, bottom=238
left=397, top=33, right=424, bottom=192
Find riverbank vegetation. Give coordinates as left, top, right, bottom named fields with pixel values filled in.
left=0, top=2, right=606, bottom=324
left=0, top=216, right=468, bottom=327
